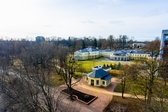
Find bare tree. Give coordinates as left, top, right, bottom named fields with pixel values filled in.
left=0, top=42, right=64, bottom=112
left=57, top=58, right=79, bottom=100
left=108, top=35, right=115, bottom=49
left=121, top=64, right=140, bottom=98
left=54, top=47, right=81, bottom=100
left=159, top=61, right=168, bottom=86
left=143, top=37, right=160, bottom=56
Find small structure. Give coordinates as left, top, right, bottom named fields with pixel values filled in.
left=87, top=66, right=112, bottom=87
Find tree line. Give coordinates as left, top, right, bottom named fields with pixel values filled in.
left=53, top=35, right=135, bottom=50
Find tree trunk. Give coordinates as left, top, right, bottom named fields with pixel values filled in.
left=68, top=86, right=74, bottom=101
left=121, top=78, right=126, bottom=98
left=147, top=76, right=154, bottom=105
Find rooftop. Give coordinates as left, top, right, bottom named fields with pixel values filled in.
left=88, top=68, right=112, bottom=80
left=79, top=47, right=99, bottom=52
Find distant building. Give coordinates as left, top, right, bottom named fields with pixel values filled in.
left=86, top=66, right=112, bottom=87
left=132, top=42, right=146, bottom=49
left=160, top=30, right=168, bottom=60
left=74, top=48, right=151, bottom=61
left=128, top=50, right=151, bottom=60
left=74, top=47, right=100, bottom=60
left=100, top=49, right=114, bottom=58
left=109, top=50, right=150, bottom=61
left=110, top=50, right=130, bottom=61
left=36, top=36, right=45, bottom=43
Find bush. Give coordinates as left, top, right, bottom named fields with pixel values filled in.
left=103, top=64, right=106, bottom=68
left=74, top=72, right=83, bottom=79
left=116, top=62, right=122, bottom=70
left=109, top=70, right=122, bottom=77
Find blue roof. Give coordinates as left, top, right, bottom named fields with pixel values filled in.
left=89, top=68, right=112, bottom=80
left=102, top=75, right=112, bottom=80
left=113, top=50, right=127, bottom=56
left=113, top=50, right=149, bottom=55
left=101, top=49, right=113, bottom=52
left=129, top=50, right=145, bottom=54
left=80, top=48, right=99, bottom=52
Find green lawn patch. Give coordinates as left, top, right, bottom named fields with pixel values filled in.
left=114, top=77, right=168, bottom=97
left=77, top=60, right=122, bottom=73
left=114, top=79, right=146, bottom=96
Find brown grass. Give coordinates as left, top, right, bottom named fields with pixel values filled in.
left=109, top=70, right=122, bottom=77
left=104, top=96, right=144, bottom=112
left=49, top=74, right=64, bottom=86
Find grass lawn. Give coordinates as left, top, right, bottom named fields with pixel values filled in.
left=77, top=60, right=114, bottom=72
left=114, top=78, right=146, bottom=96
left=77, top=59, right=133, bottom=73
left=105, top=95, right=168, bottom=112
left=105, top=96, right=144, bottom=112
left=108, top=70, right=123, bottom=77
left=49, top=72, right=83, bottom=87
left=114, top=77, right=168, bottom=97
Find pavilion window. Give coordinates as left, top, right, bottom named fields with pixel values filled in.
left=96, top=80, right=99, bottom=85
left=102, top=81, right=105, bottom=85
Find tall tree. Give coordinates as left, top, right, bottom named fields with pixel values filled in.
left=93, top=38, right=97, bottom=48
left=55, top=53, right=80, bottom=101
left=121, top=64, right=140, bottom=98
left=82, top=40, right=86, bottom=49
left=108, top=35, right=115, bottom=49
left=143, top=37, right=160, bottom=56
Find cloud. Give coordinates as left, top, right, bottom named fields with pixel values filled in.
left=43, top=24, right=53, bottom=28
left=81, top=20, right=96, bottom=24
left=109, top=20, right=124, bottom=25
left=98, top=0, right=122, bottom=3
left=143, top=9, right=166, bottom=17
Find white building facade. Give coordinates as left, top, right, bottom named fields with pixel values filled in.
left=74, top=48, right=100, bottom=60
left=74, top=48, right=151, bottom=61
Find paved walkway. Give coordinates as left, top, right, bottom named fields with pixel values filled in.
left=73, top=85, right=112, bottom=112
left=61, top=77, right=168, bottom=112
left=77, top=84, right=145, bottom=99
left=71, top=77, right=121, bottom=112
left=75, top=77, right=168, bottom=103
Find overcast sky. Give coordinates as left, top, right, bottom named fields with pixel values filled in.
left=0, top=0, right=168, bottom=41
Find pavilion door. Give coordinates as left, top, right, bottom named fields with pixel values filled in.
left=91, top=80, right=94, bottom=86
